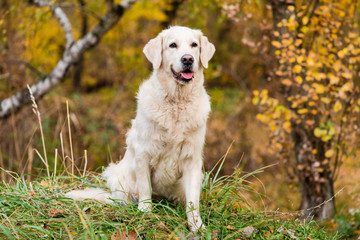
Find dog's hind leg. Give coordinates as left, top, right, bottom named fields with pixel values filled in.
left=102, top=151, right=138, bottom=204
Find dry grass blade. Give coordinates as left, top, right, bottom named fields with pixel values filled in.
left=27, top=84, right=50, bottom=178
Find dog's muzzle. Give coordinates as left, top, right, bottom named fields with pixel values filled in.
left=171, top=54, right=195, bottom=84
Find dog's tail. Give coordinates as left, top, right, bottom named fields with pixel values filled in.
left=65, top=188, right=112, bottom=203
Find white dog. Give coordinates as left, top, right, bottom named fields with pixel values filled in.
left=66, top=26, right=215, bottom=232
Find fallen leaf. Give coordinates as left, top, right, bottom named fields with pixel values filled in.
left=263, top=231, right=271, bottom=237
left=226, top=225, right=236, bottom=230
left=41, top=180, right=50, bottom=187
left=242, top=226, right=258, bottom=238
left=111, top=230, right=137, bottom=240
left=278, top=226, right=297, bottom=239
left=48, top=209, right=64, bottom=218
left=82, top=207, right=91, bottom=213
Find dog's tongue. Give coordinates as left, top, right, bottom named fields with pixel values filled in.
left=180, top=72, right=194, bottom=79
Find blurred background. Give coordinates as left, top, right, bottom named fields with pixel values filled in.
left=0, top=0, right=359, bottom=237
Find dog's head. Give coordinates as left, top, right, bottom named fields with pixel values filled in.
left=143, top=26, right=215, bottom=85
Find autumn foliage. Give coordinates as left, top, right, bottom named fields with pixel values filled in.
left=253, top=0, right=360, bottom=219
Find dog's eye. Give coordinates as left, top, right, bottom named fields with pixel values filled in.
left=169, top=42, right=177, bottom=48
left=191, top=42, right=198, bottom=48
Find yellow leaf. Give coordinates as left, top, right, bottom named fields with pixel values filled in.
left=311, top=109, right=317, bottom=114
left=293, top=65, right=302, bottom=74
left=313, top=83, right=325, bottom=94
left=333, top=101, right=342, bottom=112
left=329, top=75, right=340, bottom=85
left=270, top=124, right=277, bottom=132
left=271, top=41, right=282, bottom=48
left=312, top=149, right=318, bottom=154
left=298, top=108, right=308, bottom=114
left=302, top=16, right=309, bottom=25
left=341, top=72, right=352, bottom=79
left=338, top=50, right=345, bottom=59
left=321, top=97, right=331, bottom=104
left=341, top=82, right=353, bottom=92
left=306, top=119, right=315, bottom=125
left=283, top=121, right=291, bottom=133
left=308, top=101, right=316, bottom=106
left=288, top=5, right=295, bottom=12
left=325, top=149, right=335, bottom=158
left=295, top=39, right=303, bottom=47
left=314, top=128, right=326, bottom=137
left=297, top=56, right=304, bottom=63
left=281, top=79, right=292, bottom=86
left=295, top=76, right=303, bottom=84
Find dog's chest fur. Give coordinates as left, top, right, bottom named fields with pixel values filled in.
left=134, top=78, right=210, bottom=192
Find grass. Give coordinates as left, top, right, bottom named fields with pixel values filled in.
left=0, top=166, right=340, bottom=240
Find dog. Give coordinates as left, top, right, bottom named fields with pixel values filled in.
left=65, top=26, right=215, bottom=232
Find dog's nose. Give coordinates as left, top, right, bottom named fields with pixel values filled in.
left=181, top=54, right=194, bottom=66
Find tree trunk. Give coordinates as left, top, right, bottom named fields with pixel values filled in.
left=293, top=128, right=336, bottom=220
left=269, top=0, right=336, bottom=220
left=73, top=0, right=88, bottom=91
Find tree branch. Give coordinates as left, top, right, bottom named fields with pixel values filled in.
left=0, top=0, right=136, bottom=118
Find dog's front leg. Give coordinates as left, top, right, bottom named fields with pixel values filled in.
left=136, top=158, right=152, bottom=211
left=183, top=158, right=205, bottom=232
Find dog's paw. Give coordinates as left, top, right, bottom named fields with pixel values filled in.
left=138, top=201, right=152, bottom=212
left=188, top=218, right=206, bottom=232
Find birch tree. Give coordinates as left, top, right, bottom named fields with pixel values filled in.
left=0, top=0, right=136, bottom=118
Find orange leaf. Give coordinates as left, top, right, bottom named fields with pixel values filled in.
left=41, top=180, right=49, bottom=187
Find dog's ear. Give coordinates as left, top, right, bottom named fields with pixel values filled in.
left=143, top=36, right=162, bottom=70
left=200, top=36, right=215, bottom=69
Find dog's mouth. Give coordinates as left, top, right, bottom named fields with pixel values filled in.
left=171, top=67, right=194, bottom=84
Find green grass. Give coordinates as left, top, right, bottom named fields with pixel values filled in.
left=0, top=167, right=340, bottom=240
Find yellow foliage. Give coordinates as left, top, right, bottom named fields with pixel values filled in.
left=281, top=79, right=292, bottom=87
left=295, top=76, right=303, bottom=84
left=293, top=65, right=302, bottom=74
left=297, top=108, right=308, bottom=114
left=333, top=101, right=342, bottom=112
left=302, top=16, right=309, bottom=25
left=313, top=83, right=325, bottom=94
left=283, top=121, right=291, bottom=133
left=271, top=41, right=282, bottom=48
left=325, top=149, right=335, bottom=158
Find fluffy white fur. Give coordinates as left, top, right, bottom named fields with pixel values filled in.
left=65, top=26, right=215, bottom=232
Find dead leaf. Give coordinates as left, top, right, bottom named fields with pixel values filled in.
left=40, top=180, right=50, bottom=187
left=111, top=230, right=137, bottom=240
left=82, top=207, right=91, bottom=213
left=277, top=226, right=297, bottom=239
left=242, top=226, right=258, bottom=238
left=263, top=231, right=271, bottom=237
left=226, top=225, right=236, bottom=230
left=48, top=209, right=64, bottom=218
